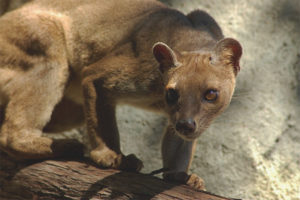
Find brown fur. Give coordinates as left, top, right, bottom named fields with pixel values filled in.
left=0, top=0, right=242, bottom=190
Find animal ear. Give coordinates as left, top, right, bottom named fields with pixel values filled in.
left=215, top=38, right=242, bottom=75
left=152, top=42, right=180, bottom=73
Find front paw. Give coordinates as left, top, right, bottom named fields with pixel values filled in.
left=186, top=173, right=205, bottom=190
left=90, top=148, right=122, bottom=169
left=163, top=172, right=205, bottom=190
left=90, top=148, right=143, bottom=172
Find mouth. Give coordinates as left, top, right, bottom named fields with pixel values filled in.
left=175, top=130, right=199, bottom=141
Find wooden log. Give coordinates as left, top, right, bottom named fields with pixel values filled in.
left=0, top=152, right=240, bottom=200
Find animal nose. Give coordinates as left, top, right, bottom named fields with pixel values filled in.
left=175, top=119, right=196, bottom=134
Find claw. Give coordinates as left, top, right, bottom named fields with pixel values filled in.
left=163, top=171, right=205, bottom=190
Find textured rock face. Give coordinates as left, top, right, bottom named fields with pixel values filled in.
left=1, top=0, right=299, bottom=200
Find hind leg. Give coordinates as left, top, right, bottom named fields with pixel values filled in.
left=0, top=59, right=83, bottom=160
left=0, top=14, right=85, bottom=159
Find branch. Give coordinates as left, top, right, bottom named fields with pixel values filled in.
left=0, top=152, right=239, bottom=200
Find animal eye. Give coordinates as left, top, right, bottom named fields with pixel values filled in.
left=204, top=89, right=218, bottom=102
left=166, top=88, right=179, bottom=105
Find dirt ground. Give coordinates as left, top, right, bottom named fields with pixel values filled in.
left=1, top=0, right=300, bottom=200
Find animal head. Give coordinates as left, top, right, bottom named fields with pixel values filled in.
left=153, top=38, right=242, bottom=140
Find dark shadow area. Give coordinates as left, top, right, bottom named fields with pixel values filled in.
left=80, top=169, right=240, bottom=200
left=277, top=0, right=300, bottom=27
left=276, top=0, right=300, bottom=101
left=295, top=55, right=300, bottom=101
left=0, top=150, right=85, bottom=175
left=0, top=0, right=31, bottom=15
left=80, top=171, right=175, bottom=200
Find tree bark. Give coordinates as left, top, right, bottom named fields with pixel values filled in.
left=0, top=152, right=240, bottom=200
